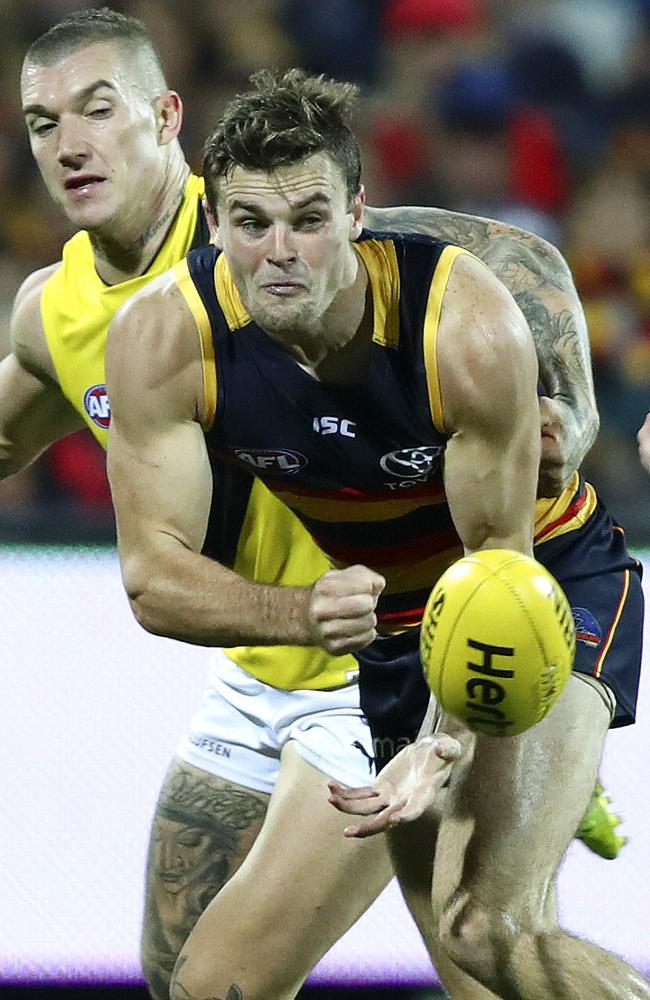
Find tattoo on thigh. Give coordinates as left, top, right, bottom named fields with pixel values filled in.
left=142, top=764, right=267, bottom=996
left=171, top=955, right=244, bottom=1000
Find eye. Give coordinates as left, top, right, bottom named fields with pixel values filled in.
left=29, top=120, right=56, bottom=138
left=87, top=103, right=112, bottom=119
left=296, top=213, right=324, bottom=230
left=239, top=219, right=267, bottom=234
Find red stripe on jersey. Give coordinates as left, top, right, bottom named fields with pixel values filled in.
left=268, top=479, right=445, bottom=503
left=534, top=485, right=587, bottom=542
left=309, top=528, right=460, bottom=568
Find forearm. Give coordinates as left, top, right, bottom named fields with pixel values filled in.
left=121, top=537, right=313, bottom=647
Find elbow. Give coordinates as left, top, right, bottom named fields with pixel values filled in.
left=121, top=554, right=170, bottom=638
left=128, top=592, right=167, bottom=638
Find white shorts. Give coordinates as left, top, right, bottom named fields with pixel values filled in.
left=175, top=649, right=376, bottom=794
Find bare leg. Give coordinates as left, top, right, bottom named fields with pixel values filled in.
left=141, top=758, right=268, bottom=1000
left=390, top=767, right=509, bottom=999
left=170, top=741, right=393, bottom=1000
left=430, top=676, right=650, bottom=999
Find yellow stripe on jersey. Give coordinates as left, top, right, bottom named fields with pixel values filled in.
left=173, top=259, right=217, bottom=430
left=215, top=253, right=251, bottom=331
left=423, top=245, right=474, bottom=434
left=269, top=486, right=446, bottom=522
left=594, top=568, right=630, bottom=679
left=379, top=546, right=464, bottom=595
left=534, top=473, right=598, bottom=543
left=354, top=239, right=401, bottom=347
left=227, top=477, right=360, bottom=688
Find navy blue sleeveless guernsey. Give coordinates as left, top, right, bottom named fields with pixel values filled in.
left=172, top=231, right=596, bottom=635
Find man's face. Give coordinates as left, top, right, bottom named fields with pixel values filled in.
left=21, top=42, right=166, bottom=233
left=214, top=153, right=363, bottom=339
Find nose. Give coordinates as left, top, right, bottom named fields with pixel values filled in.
left=266, top=224, right=297, bottom=267
left=57, top=113, right=90, bottom=168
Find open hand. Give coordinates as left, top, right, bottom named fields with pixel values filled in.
left=328, top=734, right=462, bottom=838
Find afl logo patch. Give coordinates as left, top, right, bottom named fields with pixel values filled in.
left=233, top=448, right=307, bottom=475
left=572, top=607, right=602, bottom=647
left=83, top=383, right=111, bottom=429
left=380, top=445, right=443, bottom=479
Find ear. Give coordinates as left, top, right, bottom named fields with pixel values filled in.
left=154, top=91, right=183, bottom=145
left=350, top=185, right=365, bottom=239
left=202, top=198, right=221, bottom=247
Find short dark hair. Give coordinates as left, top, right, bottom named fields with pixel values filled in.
left=24, top=7, right=167, bottom=91
left=203, top=68, right=362, bottom=211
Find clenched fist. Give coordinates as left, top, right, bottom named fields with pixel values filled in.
left=307, top=564, right=385, bottom=655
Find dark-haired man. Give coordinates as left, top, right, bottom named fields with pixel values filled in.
left=3, top=10, right=626, bottom=999
left=106, top=69, right=645, bottom=1000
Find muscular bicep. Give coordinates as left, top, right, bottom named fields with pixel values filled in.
left=437, top=256, right=540, bottom=555
left=105, top=281, right=211, bottom=594
left=366, top=204, right=597, bottom=452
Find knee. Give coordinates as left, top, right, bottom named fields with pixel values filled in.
left=437, top=892, right=520, bottom=987
left=169, top=950, right=284, bottom=1000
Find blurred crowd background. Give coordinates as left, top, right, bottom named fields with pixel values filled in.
left=0, top=0, right=648, bottom=545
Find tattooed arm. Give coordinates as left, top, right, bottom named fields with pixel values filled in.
left=364, top=205, right=599, bottom=496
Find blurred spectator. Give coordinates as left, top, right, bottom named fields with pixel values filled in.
left=281, top=0, right=382, bottom=85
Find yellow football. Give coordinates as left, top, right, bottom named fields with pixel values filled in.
left=419, top=549, right=576, bottom=736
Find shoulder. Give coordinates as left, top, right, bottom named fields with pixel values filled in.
left=10, top=263, right=62, bottom=380
left=437, top=253, right=538, bottom=430
left=107, top=268, right=204, bottom=424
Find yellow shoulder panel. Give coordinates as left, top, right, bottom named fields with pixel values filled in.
left=354, top=238, right=401, bottom=348
left=423, top=245, right=474, bottom=434
left=215, top=253, right=250, bottom=331
left=172, top=259, right=217, bottom=430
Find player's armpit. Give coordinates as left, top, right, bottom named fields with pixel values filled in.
left=435, top=253, right=540, bottom=557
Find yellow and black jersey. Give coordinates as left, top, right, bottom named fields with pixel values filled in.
left=41, top=173, right=209, bottom=446
left=175, top=230, right=598, bottom=635
left=40, top=172, right=358, bottom=690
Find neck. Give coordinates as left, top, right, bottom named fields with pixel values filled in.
left=287, top=249, right=369, bottom=372
left=91, top=151, right=190, bottom=285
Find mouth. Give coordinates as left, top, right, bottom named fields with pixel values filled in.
left=64, top=174, right=106, bottom=195
left=261, top=282, right=306, bottom=297
left=158, top=871, right=184, bottom=884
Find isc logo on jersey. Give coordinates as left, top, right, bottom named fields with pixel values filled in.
left=83, top=384, right=111, bottom=429
left=233, top=448, right=307, bottom=475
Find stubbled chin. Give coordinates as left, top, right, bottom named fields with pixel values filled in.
left=254, top=301, right=314, bottom=337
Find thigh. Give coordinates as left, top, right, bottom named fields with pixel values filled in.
left=432, top=673, right=611, bottom=927
left=179, top=741, right=394, bottom=996
left=141, top=757, right=269, bottom=998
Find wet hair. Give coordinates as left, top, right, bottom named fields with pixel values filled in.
left=24, top=7, right=167, bottom=93
left=203, top=68, right=361, bottom=210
